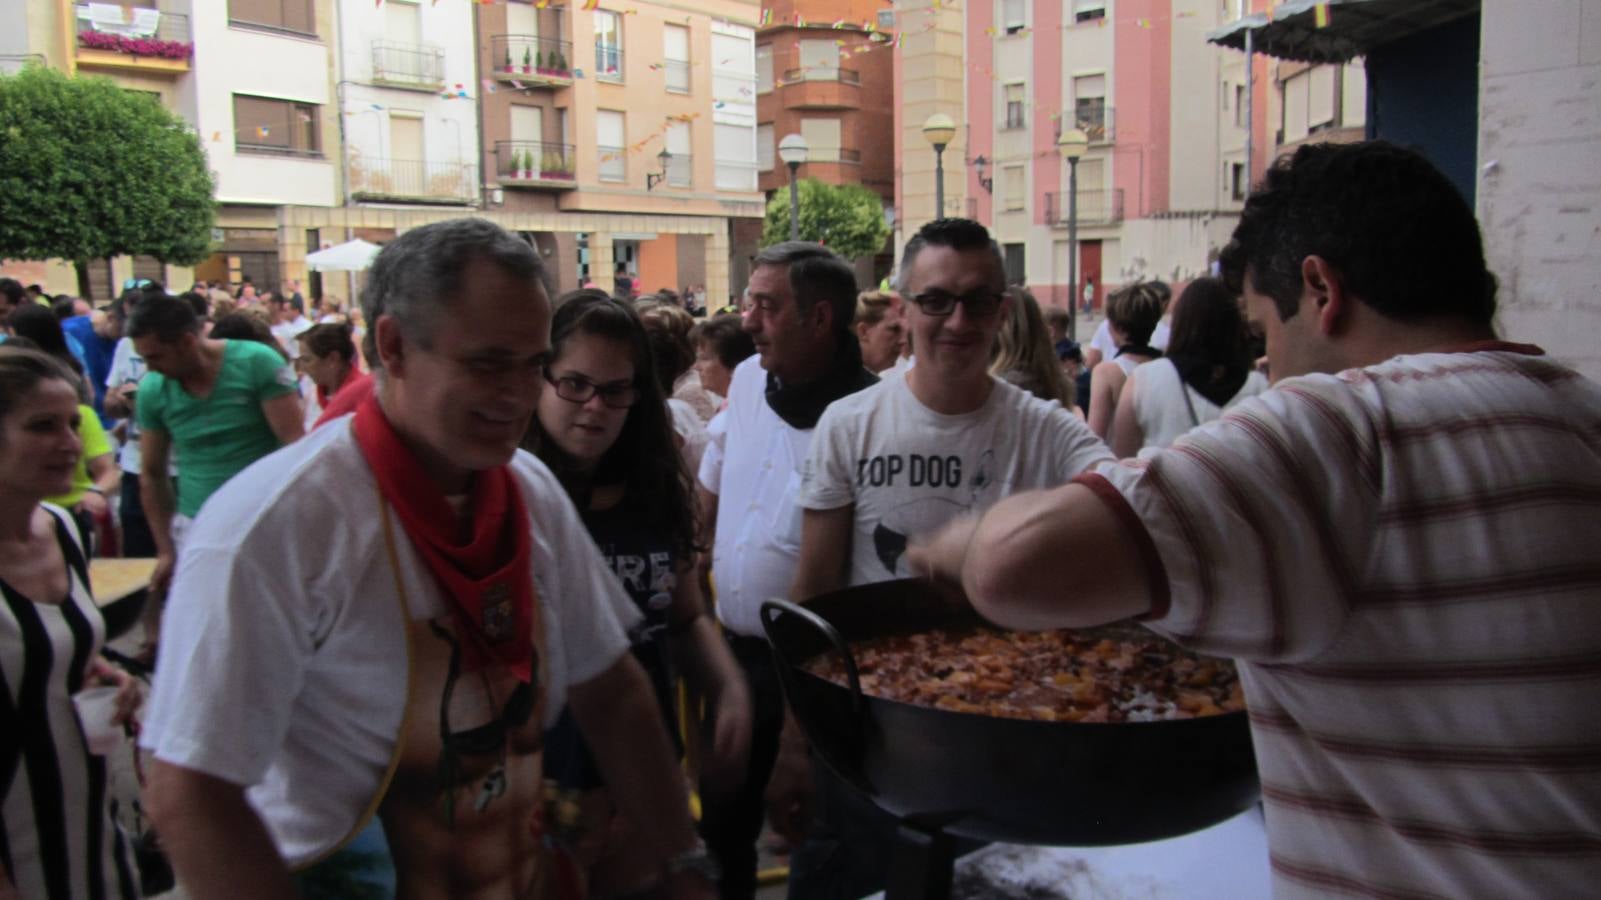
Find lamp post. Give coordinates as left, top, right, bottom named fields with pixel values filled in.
left=778, top=133, right=809, bottom=241
left=922, top=113, right=956, bottom=219
left=1057, top=127, right=1089, bottom=339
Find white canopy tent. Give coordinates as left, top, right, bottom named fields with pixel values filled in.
left=305, top=238, right=382, bottom=272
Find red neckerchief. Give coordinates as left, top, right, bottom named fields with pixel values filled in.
left=352, top=395, right=538, bottom=682
left=317, top=364, right=366, bottom=407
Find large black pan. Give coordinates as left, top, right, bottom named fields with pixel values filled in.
left=761, top=579, right=1259, bottom=847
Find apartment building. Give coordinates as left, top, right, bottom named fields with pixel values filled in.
left=1, top=0, right=205, bottom=296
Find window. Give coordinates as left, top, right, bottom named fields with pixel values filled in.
left=597, top=109, right=625, bottom=181
left=1003, top=244, right=1025, bottom=285
left=390, top=113, right=423, bottom=163
left=756, top=43, right=773, bottom=92
left=594, top=10, right=622, bottom=82
left=1003, top=0, right=1027, bottom=33
left=228, top=0, right=315, bottom=35
left=666, top=120, right=692, bottom=187
left=757, top=122, right=774, bottom=171
left=715, top=122, right=758, bottom=190
left=1073, top=0, right=1106, bottom=23
left=384, top=0, right=419, bottom=44
left=664, top=24, right=690, bottom=93
left=234, top=95, right=321, bottom=156
left=1307, top=65, right=1336, bottom=131
left=1231, top=162, right=1246, bottom=200
left=1234, top=84, right=1245, bottom=127
left=1073, top=74, right=1106, bottom=136
left=1004, top=83, right=1025, bottom=129
left=506, top=1, right=537, bottom=38
left=799, top=117, right=841, bottom=162
left=1003, top=164, right=1024, bottom=211
left=797, top=39, right=840, bottom=80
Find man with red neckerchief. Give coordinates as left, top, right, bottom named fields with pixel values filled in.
left=142, top=219, right=717, bottom=900
left=912, top=143, right=1601, bottom=899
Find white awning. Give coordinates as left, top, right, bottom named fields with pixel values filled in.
left=306, top=239, right=383, bottom=272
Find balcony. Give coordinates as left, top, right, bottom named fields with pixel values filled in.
left=496, top=141, right=577, bottom=190
left=75, top=5, right=192, bottom=75
left=664, top=153, right=692, bottom=188
left=779, top=66, right=861, bottom=110
left=598, top=145, right=626, bottom=181
left=349, top=158, right=477, bottom=205
left=1044, top=189, right=1126, bottom=226
left=371, top=40, right=445, bottom=91
left=596, top=45, right=624, bottom=83
left=663, top=59, right=690, bottom=93
left=491, top=35, right=575, bottom=88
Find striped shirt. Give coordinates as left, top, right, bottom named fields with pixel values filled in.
left=1086, top=343, right=1601, bottom=899
left=2, top=506, right=140, bottom=899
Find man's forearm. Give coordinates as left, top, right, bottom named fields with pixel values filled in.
left=145, top=761, right=298, bottom=900
left=142, top=472, right=177, bottom=555
left=570, top=657, right=701, bottom=864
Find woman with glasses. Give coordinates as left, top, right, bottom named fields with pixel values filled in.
left=523, top=291, right=751, bottom=898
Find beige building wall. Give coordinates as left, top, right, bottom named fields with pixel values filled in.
left=897, top=0, right=967, bottom=238
left=1478, top=0, right=1601, bottom=380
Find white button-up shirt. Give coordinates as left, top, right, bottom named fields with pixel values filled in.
left=698, top=356, right=813, bottom=637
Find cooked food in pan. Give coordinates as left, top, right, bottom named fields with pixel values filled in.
left=803, top=623, right=1245, bottom=723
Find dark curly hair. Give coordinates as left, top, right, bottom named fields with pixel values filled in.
left=1219, top=141, right=1496, bottom=325
left=691, top=313, right=755, bottom=369
left=523, top=291, right=700, bottom=562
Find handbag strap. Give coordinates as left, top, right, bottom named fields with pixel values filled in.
left=1175, top=360, right=1202, bottom=429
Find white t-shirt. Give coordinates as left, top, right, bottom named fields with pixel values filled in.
left=142, top=420, right=640, bottom=866
left=798, top=373, right=1113, bottom=586
left=1131, top=358, right=1268, bottom=455
left=105, top=336, right=148, bottom=474
left=668, top=397, right=709, bottom=478
left=697, top=356, right=815, bottom=637
left=1090, top=318, right=1170, bottom=359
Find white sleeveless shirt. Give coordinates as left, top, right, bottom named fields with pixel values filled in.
left=1133, top=358, right=1268, bottom=455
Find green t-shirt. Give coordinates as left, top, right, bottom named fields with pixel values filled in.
left=45, top=404, right=113, bottom=508
left=137, top=340, right=298, bottom=518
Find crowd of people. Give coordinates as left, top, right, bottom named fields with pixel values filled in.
left=2, top=139, right=1597, bottom=900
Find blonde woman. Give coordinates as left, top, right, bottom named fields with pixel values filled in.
left=1086, top=282, right=1165, bottom=438
left=990, top=287, right=1075, bottom=409
left=853, top=290, right=906, bottom=374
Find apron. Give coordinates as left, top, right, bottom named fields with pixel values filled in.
left=294, top=496, right=558, bottom=900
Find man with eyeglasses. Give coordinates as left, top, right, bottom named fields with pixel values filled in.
left=774, top=218, right=1111, bottom=899
left=696, top=242, right=877, bottom=899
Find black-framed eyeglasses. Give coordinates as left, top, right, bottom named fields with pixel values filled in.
left=909, top=290, right=1005, bottom=318
left=544, top=370, right=637, bottom=409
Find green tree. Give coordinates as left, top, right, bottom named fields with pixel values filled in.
left=761, top=178, right=890, bottom=262
left=0, top=65, right=216, bottom=293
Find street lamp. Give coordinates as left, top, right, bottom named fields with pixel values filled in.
left=1057, top=127, right=1089, bottom=339
left=922, top=113, right=956, bottom=218
left=972, top=154, right=993, bottom=194
left=646, top=148, right=672, bottom=191
left=778, top=133, right=809, bottom=241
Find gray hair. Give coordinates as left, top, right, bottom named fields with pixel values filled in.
left=894, top=218, right=1005, bottom=295
left=360, top=218, right=546, bottom=368
left=750, top=242, right=859, bottom=338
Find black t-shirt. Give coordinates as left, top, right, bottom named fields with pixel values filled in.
left=544, top=498, right=683, bottom=790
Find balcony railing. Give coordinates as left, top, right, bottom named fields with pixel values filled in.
left=371, top=40, right=445, bottom=90
left=596, top=45, right=624, bottom=82
left=496, top=140, right=577, bottom=189
left=715, top=160, right=758, bottom=192
left=663, top=59, right=690, bottom=93
left=665, top=152, right=692, bottom=187
left=782, top=66, right=861, bottom=85
left=491, top=35, right=574, bottom=85
left=349, top=158, right=477, bottom=204
left=598, top=144, right=627, bottom=181
left=1044, top=189, right=1126, bottom=226
left=75, top=5, right=192, bottom=62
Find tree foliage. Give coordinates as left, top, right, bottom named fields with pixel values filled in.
left=0, top=65, right=215, bottom=267
left=761, top=178, right=890, bottom=262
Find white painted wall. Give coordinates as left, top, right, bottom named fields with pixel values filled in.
left=1478, top=0, right=1601, bottom=380
left=188, top=5, right=336, bottom=206
left=1112, top=214, right=1237, bottom=285
left=336, top=0, right=479, bottom=191
left=1168, top=0, right=1230, bottom=212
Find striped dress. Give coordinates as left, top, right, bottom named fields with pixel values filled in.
left=1087, top=343, right=1601, bottom=899
left=1, top=505, right=140, bottom=899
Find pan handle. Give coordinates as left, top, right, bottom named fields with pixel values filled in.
left=760, top=598, right=865, bottom=719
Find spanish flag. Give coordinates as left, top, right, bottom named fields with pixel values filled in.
left=1313, top=3, right=1330, bottom=27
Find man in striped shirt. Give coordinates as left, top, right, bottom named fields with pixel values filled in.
left=911, top=141, right=1601, bottom=899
